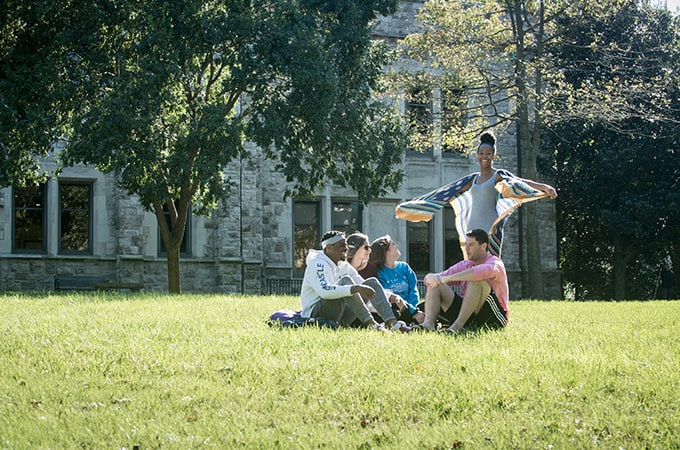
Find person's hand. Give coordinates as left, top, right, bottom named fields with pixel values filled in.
left=351, top=284, right=375, bottom=300
left=542, top=184, right=557, bottom=199
left=390, top=294, right=407, bottom=312
left=424, top=273, right=443, bottom=288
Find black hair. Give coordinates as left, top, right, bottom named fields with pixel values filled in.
left=478, top=131, right=497, bottom=153
left=466, top=228, right=489, bottom=245
left=320, top=230, right=345, bottom=247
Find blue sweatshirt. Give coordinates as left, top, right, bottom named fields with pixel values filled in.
left=377, top=261, right=419, bottom=313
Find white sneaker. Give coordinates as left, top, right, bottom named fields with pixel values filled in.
left=391, top=321, right=413, bottom=333
left=367, top=322, right=390, bottom=332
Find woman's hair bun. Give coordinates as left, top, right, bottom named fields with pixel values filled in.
left=480, top=131, right=496, bottom=146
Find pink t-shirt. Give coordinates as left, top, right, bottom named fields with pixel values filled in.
left=438, top=254, right=509, bottom=312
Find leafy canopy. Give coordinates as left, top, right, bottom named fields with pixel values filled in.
left=3, top=0, right=407, bottom=207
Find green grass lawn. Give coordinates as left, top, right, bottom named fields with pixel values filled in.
left=1, top=292, right=678, bottom=449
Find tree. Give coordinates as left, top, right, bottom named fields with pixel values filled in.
left=545, top=123, right=678, bottom=299
left=392, top=0, right=679, bottom=298
left=394, top=0, right=578, bottom=298
left=3, top=0, right=408, bottom=293
left=544, top=2, right=680, bottom=299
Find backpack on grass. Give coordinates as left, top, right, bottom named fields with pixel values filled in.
left=268, top=309, right=338, bottom=329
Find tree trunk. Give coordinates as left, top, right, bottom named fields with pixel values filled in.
left=517, top=110, right=544, bottom=299
left=155, top=198, right=189, bottom=294
left=523, top=202, right=544, bottom=298
left=166, top=243, right=182, bottom=294
left=511, top=0, right=545, bottom=299
left=670, top=244, right=679, bottom=298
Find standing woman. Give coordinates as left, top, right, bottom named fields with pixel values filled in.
left=396, top=131, right=557, bottom=257
left=369, top=235, right=425, bottom=325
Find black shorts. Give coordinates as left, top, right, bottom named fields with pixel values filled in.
left=439, top=290, right=508, bottom=330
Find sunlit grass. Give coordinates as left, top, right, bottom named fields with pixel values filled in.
left=1, top=293, right=678, bottom=448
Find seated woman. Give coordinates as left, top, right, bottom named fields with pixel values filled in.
left=368, top=235, right=425, bottom=325
left=346, top=232, right=413, bottom=332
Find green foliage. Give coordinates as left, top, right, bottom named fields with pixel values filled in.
left=0, top=1, right=69, bottom=187
left=544, top=2, right=680, bottom=299
left=396, top=0, right=680, bottom=298
left=29, top=0, right=406, bottom=209
left=1, top=293, right=679, bottom=448
left=548, top=0, right=680, bottom=129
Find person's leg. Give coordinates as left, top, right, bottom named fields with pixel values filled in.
left=342, top=293, right=378, bottom=326
left=421, top=284, right=456, bottom=330
left=336, top=276, right=377, bottom=327
left=312, top=293, right=375, bottom=327
left=447, top=281, right=491, bottom=331
left=465, top=290, right=508, bottom=330
left=362, top=278, right=398, bottom=326
left=311, top=298, right=346, bottom=324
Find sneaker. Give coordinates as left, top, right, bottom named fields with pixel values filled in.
left=391, top=321, right=413, bottom=333
left=367, top=322, right=390, bottom=332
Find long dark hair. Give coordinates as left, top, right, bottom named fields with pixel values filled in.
left=368, top=235, right=392, bottom=270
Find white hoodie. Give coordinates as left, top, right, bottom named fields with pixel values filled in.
left=300, top=249, right=361, bottom=317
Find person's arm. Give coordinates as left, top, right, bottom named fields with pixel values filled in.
left=423, top=260, right=469, bottom=288
left=425, top=268, right=477, bottom=287
left=496, top=169, right=557, bottom=199
left=350, top=284, right=375, bottom=299
left=309, top=261, right=354, bottom=299
left=523, top=179, right=557, bottom=199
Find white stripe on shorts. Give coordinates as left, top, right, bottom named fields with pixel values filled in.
left=486, top=292, right=508, bottom=326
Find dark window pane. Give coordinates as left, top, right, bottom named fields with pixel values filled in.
left=332, top=201, right=362, bottom=236
left=13, top=184, right=45, bottom=252
left=406, top=87, right=433, bottom=152
left=294, top=201, right=319, bottom=272
left=441, top=83, right=466, bottom=154
left=444, top=208, right=464, bottom=268
left=407, top=221, right=431, bottom=274
left=60, top=183, right=91, bottom=253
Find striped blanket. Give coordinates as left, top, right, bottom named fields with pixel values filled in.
left=395, top=169, right=548, bottom=257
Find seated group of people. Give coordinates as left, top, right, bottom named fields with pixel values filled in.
left=299, top=228, right=509, bottom=333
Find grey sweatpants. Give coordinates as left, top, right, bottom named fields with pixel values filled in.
left=310, top=276, right=397, bottom=327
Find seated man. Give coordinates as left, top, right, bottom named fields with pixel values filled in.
left=300, top=230, right=396, bottom=330
left=420, top=228, right=509, bottom=332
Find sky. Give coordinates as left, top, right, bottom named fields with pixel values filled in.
left=660, top=0, right=680, bottom=13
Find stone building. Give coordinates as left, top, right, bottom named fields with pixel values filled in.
left=0, top=1, right=561, bottom=298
